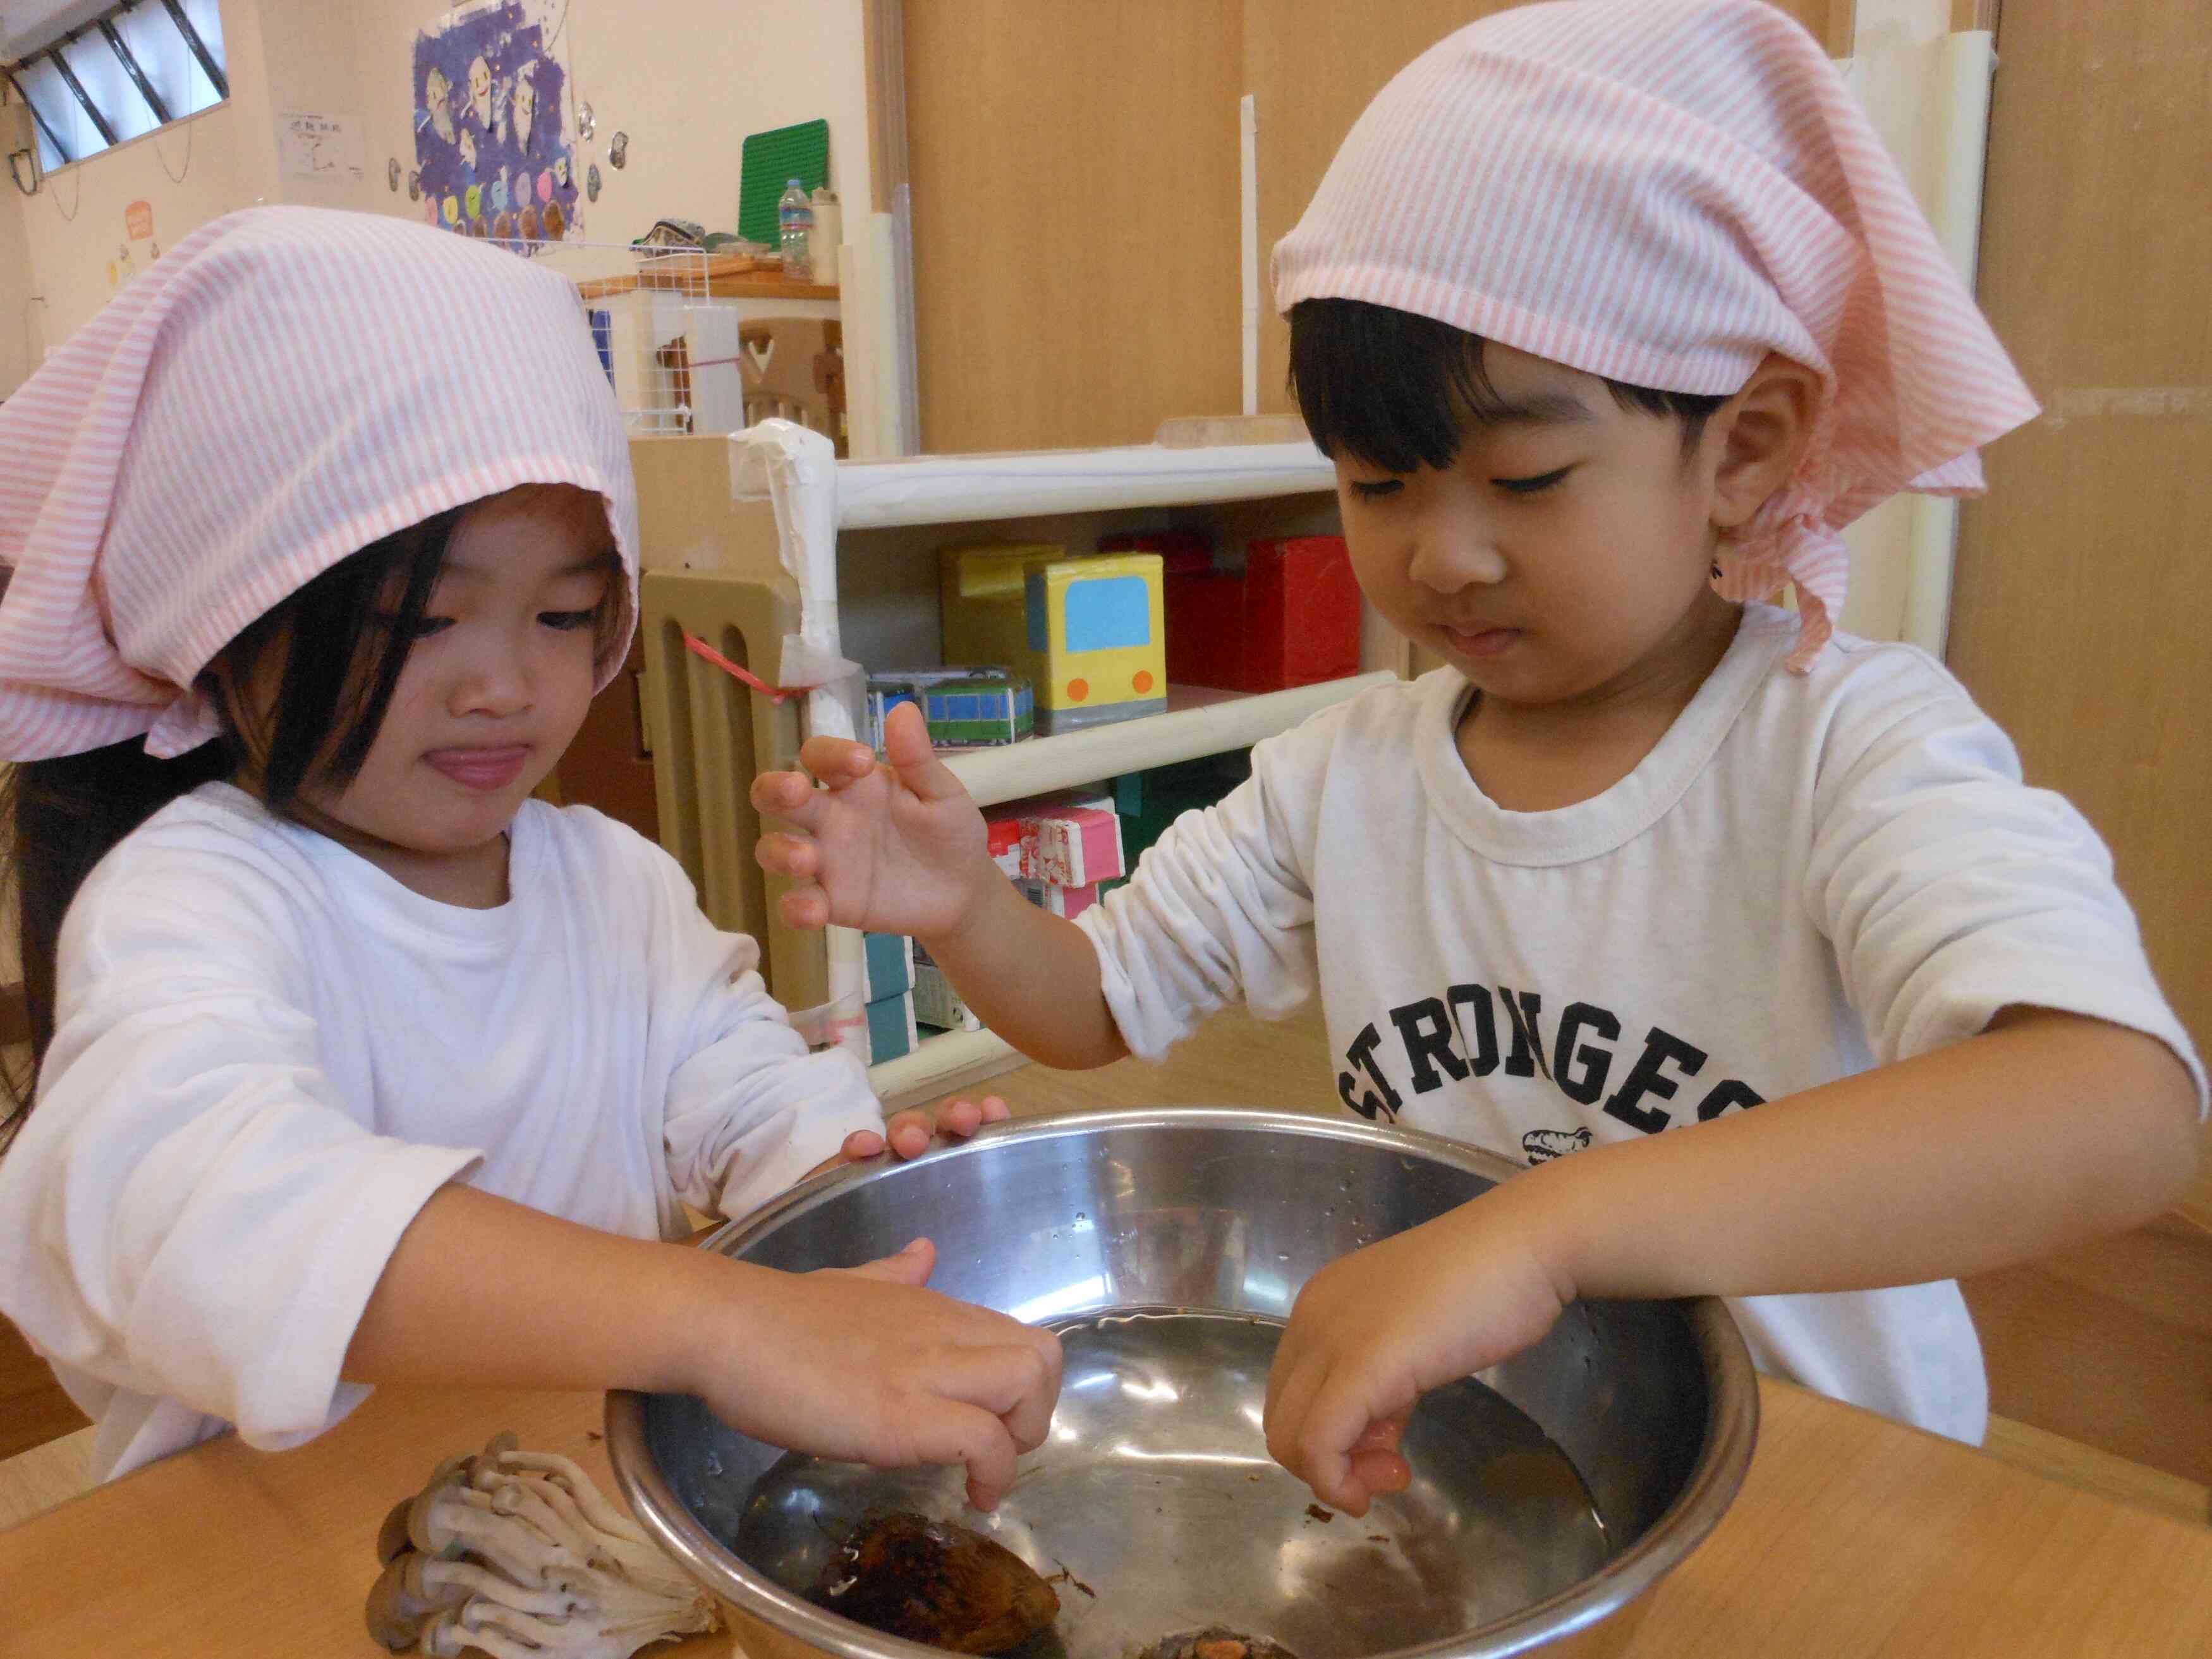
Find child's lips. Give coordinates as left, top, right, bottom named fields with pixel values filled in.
left=1443, top=624, right=1524, bottom=659
left=424, top=744, right=532, bottom=791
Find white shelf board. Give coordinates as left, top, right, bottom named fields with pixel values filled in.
left=942, top=671, right=1396, bottom=808
left=832, top=442, right=1337, bottom=530
left=868, top=1026, right=1020, bottom=1109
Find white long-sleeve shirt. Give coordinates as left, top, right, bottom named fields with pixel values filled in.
left=1079, top=604, right=2206, bottom=1443
left=0, top=784, right=882, bottom=1480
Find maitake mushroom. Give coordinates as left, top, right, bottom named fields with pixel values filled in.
left=366, top=1431, right=720, bottom=1658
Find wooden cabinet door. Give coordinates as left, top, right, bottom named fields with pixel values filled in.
left=1948, top=0, right=2212, bottom=1228
left=901, top=2, right=1850, bottom=454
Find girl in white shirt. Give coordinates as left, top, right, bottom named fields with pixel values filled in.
left=749, top=0, right=2203, bottom=1516
left=0, top=206, right=1056, bottom=1505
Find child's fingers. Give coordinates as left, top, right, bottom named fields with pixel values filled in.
left=882, top=702, right=969, bottom=804
left=1349, top=1445, right=1413, bottom=1500
left=776, top=885, right=830, bottom=931
left=839, top=1127, right=886, bottom=1162
left=885, top=1110, right=933, bottom=1160
left=749, top=767, right=810, bottom=815
left=839, top=1237, right=937, bottom=1288
left=754, top=830, right=817, bottom=878
left=978, top=1095, right=1012, bottom=1124
left=794, top=734, right=880, bottom=787
left=901, top=1397, right=1022, bottom=1512
left=933, top=1098, right=983, bottom=1139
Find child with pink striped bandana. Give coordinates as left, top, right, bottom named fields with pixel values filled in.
left=756, top=0, right=2204, bottom=1514
left=0, top=207, right=1056, bottom=1503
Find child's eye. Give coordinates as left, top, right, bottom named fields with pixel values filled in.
left=377, top=613, right=455, bottom=640
left=1347, top=478, right=1404, bottom=501
left=1493, top=466, right=1573, bottom=496
left=538, top=609, right=599, bottom=632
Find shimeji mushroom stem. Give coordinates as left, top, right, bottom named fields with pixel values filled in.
left=372, top=1432, right=719, bottom=1658
left=494, top=1449, right=653, bottom=1544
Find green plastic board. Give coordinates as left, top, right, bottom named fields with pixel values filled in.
left=738, top=118, right=831, bottom=248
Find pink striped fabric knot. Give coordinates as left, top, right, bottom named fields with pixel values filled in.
left=0, top=205, right=638, bottom=760
left=1273, top=0, right=2039, bottom=672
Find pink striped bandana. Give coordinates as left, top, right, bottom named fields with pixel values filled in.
left=0, top=205, right=638, bottom=760
left=1273, top=0, right=2039, bottom=670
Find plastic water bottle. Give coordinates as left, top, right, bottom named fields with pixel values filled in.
left=777, top=179, right=813, bottom=282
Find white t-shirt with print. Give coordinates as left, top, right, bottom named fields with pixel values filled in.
left=0, top=784, right=882, bottom=1481
left=1079, top=604, right=2206, bottom=1443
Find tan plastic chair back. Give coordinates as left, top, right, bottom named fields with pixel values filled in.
left=631, top=434, right=828, bottom=1013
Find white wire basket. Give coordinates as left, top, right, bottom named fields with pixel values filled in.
left=486, top=238, right=843, bottom=449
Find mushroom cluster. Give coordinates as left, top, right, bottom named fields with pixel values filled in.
left=367, top=1431, right=721, bottom=1658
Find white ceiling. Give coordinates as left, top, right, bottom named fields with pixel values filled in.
left=2, top=0, right=113, bottom=63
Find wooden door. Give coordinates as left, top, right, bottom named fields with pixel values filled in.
left=901, top=3, right=1244, bottom=454
left=900, top=2, right=1849, bottom=454
left=1947, top=0, right=2212, bottom=1227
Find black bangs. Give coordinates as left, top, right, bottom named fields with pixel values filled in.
left=1287, top=297, right=1729, bottom=471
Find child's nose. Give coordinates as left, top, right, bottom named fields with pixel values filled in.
left=451, top=653, right=533, bottom=717
left=1407, top=523, right=1507, bottom=592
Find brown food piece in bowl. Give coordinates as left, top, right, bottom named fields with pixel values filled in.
left=1136, top=1629, right=1301, bottom=1659
left=813, top=1511, right=1060, bottom=1653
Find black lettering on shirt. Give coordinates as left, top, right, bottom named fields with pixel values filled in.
left=1601, top=1026, right=1709, bottom=1134
left=1553, top=1001, right=1623, bottom=1106
left=1390, top=998, right=1469, bottom=1093
left=1448, top=984, right=1499, bottom=1077
left=1337, top=1022, right=1404, bottom=1122
left=1695, top=1079, right=1765, bottom=1121
left=1499, top=988, right=1551, bottom=1080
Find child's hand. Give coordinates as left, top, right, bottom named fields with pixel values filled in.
left=1263, top=1198, right=1572, bottom=1517
left=693, top=1239, right=1062, bottom=1511
left=753, top=702, right=997, bottom=943
left=836, top=1095, right=1014, bottom=1164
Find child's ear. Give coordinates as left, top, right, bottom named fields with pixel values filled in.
left=1708, top=355, right=1821, bottom=534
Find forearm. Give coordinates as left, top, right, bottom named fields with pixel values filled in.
left=1506, top=1011, right=2201, bottom=1304
left=919, top=871, right=1126, bottom=1069
left=343, top=1183, right=729, bottom=1394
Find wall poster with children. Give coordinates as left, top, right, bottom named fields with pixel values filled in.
left=413, top=1, right=581, bottom=250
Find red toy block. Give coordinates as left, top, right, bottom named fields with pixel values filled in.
left=1105, top=532, right=1361, bottom=692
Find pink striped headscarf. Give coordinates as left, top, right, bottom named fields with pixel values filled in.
left=0, top=205, right=638, bottom=760
left=1273, top=0, right=2039, bottom=670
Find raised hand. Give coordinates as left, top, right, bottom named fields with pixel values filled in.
left=753, top=701, right=998, bottom=942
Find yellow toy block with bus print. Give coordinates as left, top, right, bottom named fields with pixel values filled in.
left=939, top=544, right=1167, bottom=734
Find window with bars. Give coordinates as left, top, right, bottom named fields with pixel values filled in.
left=5, top=0, right=226, bottom=174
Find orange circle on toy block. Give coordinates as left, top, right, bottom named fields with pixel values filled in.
left=1066, top=678, right=1090, bottom=702
left=1133, top=670, right=1155, bottom=693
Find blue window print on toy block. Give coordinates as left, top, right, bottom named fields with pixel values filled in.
left=1031, top=573, right=1152, bottom=653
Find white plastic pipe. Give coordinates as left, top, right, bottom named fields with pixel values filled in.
left=1899, top=28, right=1996, bottom=659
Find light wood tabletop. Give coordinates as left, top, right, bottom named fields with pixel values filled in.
left=4, top=1370, right=2209, bottom=1658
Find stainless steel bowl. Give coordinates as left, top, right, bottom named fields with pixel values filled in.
left=607, top=1109, right=1756, bottom=1658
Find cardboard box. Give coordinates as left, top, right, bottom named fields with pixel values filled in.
left=865, top=665, right=1033, bottom=753
left=986, top=791, right=1126, bottom=887
left=940, top=543, right=1167, bottom=732
left=1103, top=532, right=1361, bottom=692
left=863, top=932, right=914, bottom=1002
left=865, top=991, right=918, bottom=1062
left=913, top=959, right=983, bottom=1032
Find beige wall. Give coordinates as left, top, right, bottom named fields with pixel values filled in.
left=3, top=0, right=872, bottom=357
left=0, top=152, right=33, bottom=399
left=348, top=0, right=872, bottom=252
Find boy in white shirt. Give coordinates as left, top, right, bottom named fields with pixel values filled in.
left=751, top=0, right=2203, bottom=1516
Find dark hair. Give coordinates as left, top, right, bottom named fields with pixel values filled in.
left=1, top=509, right=461, bottom=1133
left=1288, top=297, right=1730, bottom=475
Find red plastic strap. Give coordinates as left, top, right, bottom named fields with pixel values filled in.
left=681, top=631, right=799, bottom=703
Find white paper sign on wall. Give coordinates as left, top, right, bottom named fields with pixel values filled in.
left=279, top=111, right=367, bottom=182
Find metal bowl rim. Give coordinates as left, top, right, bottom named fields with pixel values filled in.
left=605, top=1106, right=1759, bottom=1659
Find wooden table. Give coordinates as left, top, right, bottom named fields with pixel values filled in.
left=3, top=1374, right=2208, bottom=1658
